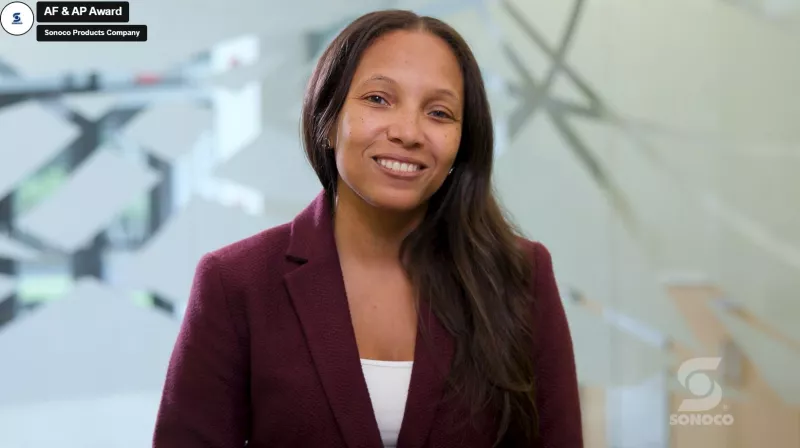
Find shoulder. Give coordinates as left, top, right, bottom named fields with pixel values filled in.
left=209, top=222, right=292, bottom=264
left=515, top=237, right=557, bottom=286
left=196, top=222, right=293, bottom=288
left=515, top=236, right=564, bottom=324
left=516, top=239, right=583, bottom=444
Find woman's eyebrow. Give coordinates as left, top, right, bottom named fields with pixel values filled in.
left=359, top=73, right=460, bottom=103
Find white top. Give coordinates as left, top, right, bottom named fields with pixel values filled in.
left=360, top=359, right=414, bottom=448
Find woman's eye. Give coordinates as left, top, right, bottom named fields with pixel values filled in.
left=366, top=95, right=387, bottom=105
left=430, top=110, right=452, bottom=119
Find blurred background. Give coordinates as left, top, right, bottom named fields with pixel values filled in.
left=1, top=0, right=798, bottom=446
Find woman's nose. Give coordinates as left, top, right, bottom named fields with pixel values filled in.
left=386, top=109, right=423, bottom=148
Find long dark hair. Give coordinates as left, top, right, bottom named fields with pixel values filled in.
left=301, top=10, right=538, bottom=445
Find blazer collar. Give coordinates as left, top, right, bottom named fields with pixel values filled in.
left=284, top=191, right=455, bottom=448
left=285, top=190, right=337, bottom=263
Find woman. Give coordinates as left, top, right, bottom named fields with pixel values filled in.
left=153, top=9, right=582, bottom=448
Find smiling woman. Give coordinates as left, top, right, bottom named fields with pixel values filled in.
left=153, top=9, right=583, bottom=448
left=326, top=28, right=462, bottom=213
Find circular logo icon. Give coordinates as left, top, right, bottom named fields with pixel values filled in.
left=1, top=2, right=34, bottom=36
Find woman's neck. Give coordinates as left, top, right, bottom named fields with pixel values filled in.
left=333, top=184, right=426, bottom=265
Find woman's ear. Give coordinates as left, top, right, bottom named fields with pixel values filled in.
left=326, top=127, right=338, bottom=151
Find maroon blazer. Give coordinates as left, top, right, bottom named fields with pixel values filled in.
left=153, top=192, right=583, bottom=447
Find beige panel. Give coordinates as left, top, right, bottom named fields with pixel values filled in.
left=580, top=386, right=607, bottom=448
left=707, top=212, right=800, bottom=343
left=668, top=285, right=800, bottom=448
left=668, top=285, right=742, bottom=447
left=712, top=305, right=800, bottom=407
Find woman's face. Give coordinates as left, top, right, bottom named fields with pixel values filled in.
left=330, top=29, right=464, bottom=213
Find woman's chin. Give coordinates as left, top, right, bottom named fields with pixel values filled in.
left=366, top=190, right=427, bottom=213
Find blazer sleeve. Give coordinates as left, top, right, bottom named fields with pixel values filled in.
left=530, top=242, right=584, bottom=447
left=153, top=253, right=250, bottom=447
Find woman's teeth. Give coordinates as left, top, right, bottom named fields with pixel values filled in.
left=377, top=158, right=421, bottom=173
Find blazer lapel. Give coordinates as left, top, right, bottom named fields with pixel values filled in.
left=396, top=300, right=455, bottom=448
left=284, top=191, right=456, bottom=448
left=284, top=192, right=383, bottom=448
